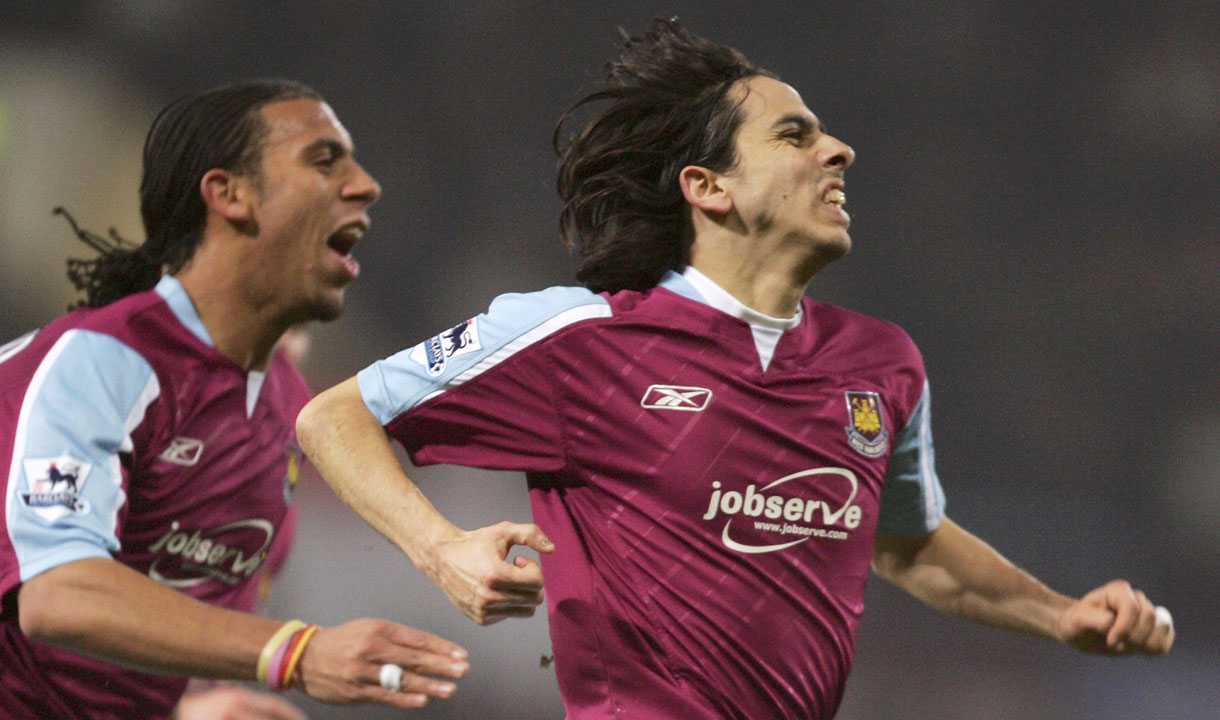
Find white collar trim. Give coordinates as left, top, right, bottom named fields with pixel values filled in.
left=680, top=266, right=802, bottom=371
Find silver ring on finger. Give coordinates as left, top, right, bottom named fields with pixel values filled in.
left=379, top=663, right=404, bottom=691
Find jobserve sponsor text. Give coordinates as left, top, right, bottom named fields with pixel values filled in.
left=702, top=467, right=862, bottom=553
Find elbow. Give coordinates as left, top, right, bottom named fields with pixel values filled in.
left=16, top=596, right=50, bottom=641
left=295, top=396, right=324, bottom=458
left=17, top=573, right=73, bottom=643
left=297, top=388, right=344, bottom=459
left=296, top=377, right=377, bottom=461
left=871, top=531, right=933, bottom=587
left=870, top=551, right=903, bottom=585
left=17, top=559, right=117, bottom=647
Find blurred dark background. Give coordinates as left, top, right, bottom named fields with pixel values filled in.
left=2, top=2, right=1216, bottom=718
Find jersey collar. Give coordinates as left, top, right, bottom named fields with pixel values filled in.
left=155, top=275, right=215, bottom=348
left=660, top=266, right=803, bottom=330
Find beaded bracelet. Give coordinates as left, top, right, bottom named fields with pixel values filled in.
left=257, top=620, right=306, bottom=686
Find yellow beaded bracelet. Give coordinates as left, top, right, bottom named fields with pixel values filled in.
left=257, top=619, right=306, bottom=684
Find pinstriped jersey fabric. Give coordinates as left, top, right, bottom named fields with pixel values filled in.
left=360, top=270, right=942, bottom=719
left=0, top=277, right=307, bottom=719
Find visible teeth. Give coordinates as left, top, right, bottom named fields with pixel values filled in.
left=336, top=226, right=364, bottom=241
left=825, top=188, right=846, bottom=206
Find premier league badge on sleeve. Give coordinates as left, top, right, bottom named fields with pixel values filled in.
left=409, top=318, right=483, bottom=377
left=20, top=455, right=93, bottom=521
left=843, top=391, right=889, bottom=457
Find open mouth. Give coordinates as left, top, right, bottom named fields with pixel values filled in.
left=326, top=225, right=364, bottom=256
left=326, top=223, right=365, bottom=279
left=822, top=187, right=846, bottom=207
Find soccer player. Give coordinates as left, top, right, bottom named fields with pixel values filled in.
left=0, top=80, right=467, bottom=719
left=296, top=21, right=1174, bottom=720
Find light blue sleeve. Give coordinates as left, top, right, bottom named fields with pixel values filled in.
left=4, top=329, right=160, bottom=581
left=358, top=286, right=609, bottom=425
left=875, top=381, right=945, bottom=535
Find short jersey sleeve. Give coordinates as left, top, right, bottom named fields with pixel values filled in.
left=876, top=380, right=945, bottom=535
left=4, top=329, right=160, bottom=587
left=358, top=287, right=611, bottom=471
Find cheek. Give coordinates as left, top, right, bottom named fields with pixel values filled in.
left=761, top=162, right=806, bottom=199
left=271, top=206, right=330, bottom=258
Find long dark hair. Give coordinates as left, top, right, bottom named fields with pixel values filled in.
left=554, top=18, right=771, bottom=293
left=64, top=79, right=321, bottom=308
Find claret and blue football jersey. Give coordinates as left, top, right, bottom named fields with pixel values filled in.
left=0, top=276, right=308, bottom=719
left=359, top=266, right=945, bottom=720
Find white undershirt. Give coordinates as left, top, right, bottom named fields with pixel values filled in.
left=246, top=371, right=265, bottom=419
left=682, top=266, right=802, bottom=372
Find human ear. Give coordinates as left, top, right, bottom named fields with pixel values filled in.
left=199, top=168, right=252, bottom=223
left=678, top=165, right=732, bottom=215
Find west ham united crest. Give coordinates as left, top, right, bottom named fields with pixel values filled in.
left=283, top=444, right=302, bottom=504
left=843, top=391, right=889, bottom=457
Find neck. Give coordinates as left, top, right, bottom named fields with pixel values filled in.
left=689, top=238, right=827, bottom=319
left=173, top=240, right=287, bottom=371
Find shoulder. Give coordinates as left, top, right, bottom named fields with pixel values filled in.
left=1, top=292, right=180, bottom=416
left=3, top=308, right=157, bottom=387
left=804, top=299, right=923, bottom=369
left=802, top=300, right=927, bottom=421
left=41, top=288, right=181, bottom=357
left=0, top=323, right=160, bottom=465
left=421, top=284, right=612, bottom=374
left=358, top=285, right=610, bottom=422
left=28, top=328, right=157, bottom=403
left=456, top=285, right=612, bottom=359
left=484, top=285, right=611, bottom=327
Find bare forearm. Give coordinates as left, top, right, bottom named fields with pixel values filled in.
left=873, top=517, right=1073, bottom=641
left=20, top=556, right=470, bottom=708
left=19, top=558, right=279, bottom=678
left=295, top=377, right=459, bottom=572
left=297, top=378, right=552, bottom=626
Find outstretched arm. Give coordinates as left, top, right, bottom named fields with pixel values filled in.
left=296, top=377, right=553, bottom=625
left=872, top=516, right=1174, bottom=655
left=18, top=557, right=467, bottom=709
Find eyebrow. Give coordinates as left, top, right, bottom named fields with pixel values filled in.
left=772, top=114, right=827, bottom=134
left=302, top=137, right=352, bottom=159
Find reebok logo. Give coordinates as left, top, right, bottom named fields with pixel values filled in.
left=159, top=437, right=204, bottom=466
left=640, top=385, right=712, bottom=411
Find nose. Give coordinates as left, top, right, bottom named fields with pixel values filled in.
left=344, top=163, right=382, bottom=205
left=818, top=133, right=855, bottom=171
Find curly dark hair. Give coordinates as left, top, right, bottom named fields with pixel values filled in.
left=554, top=18, right=773, bottom=293
left=63, top=79, right=321, bottom=308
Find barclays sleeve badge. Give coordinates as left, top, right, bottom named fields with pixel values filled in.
left=20, top=455, right=93, bottom=521
left=409, top=318, right=483, bottom=377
